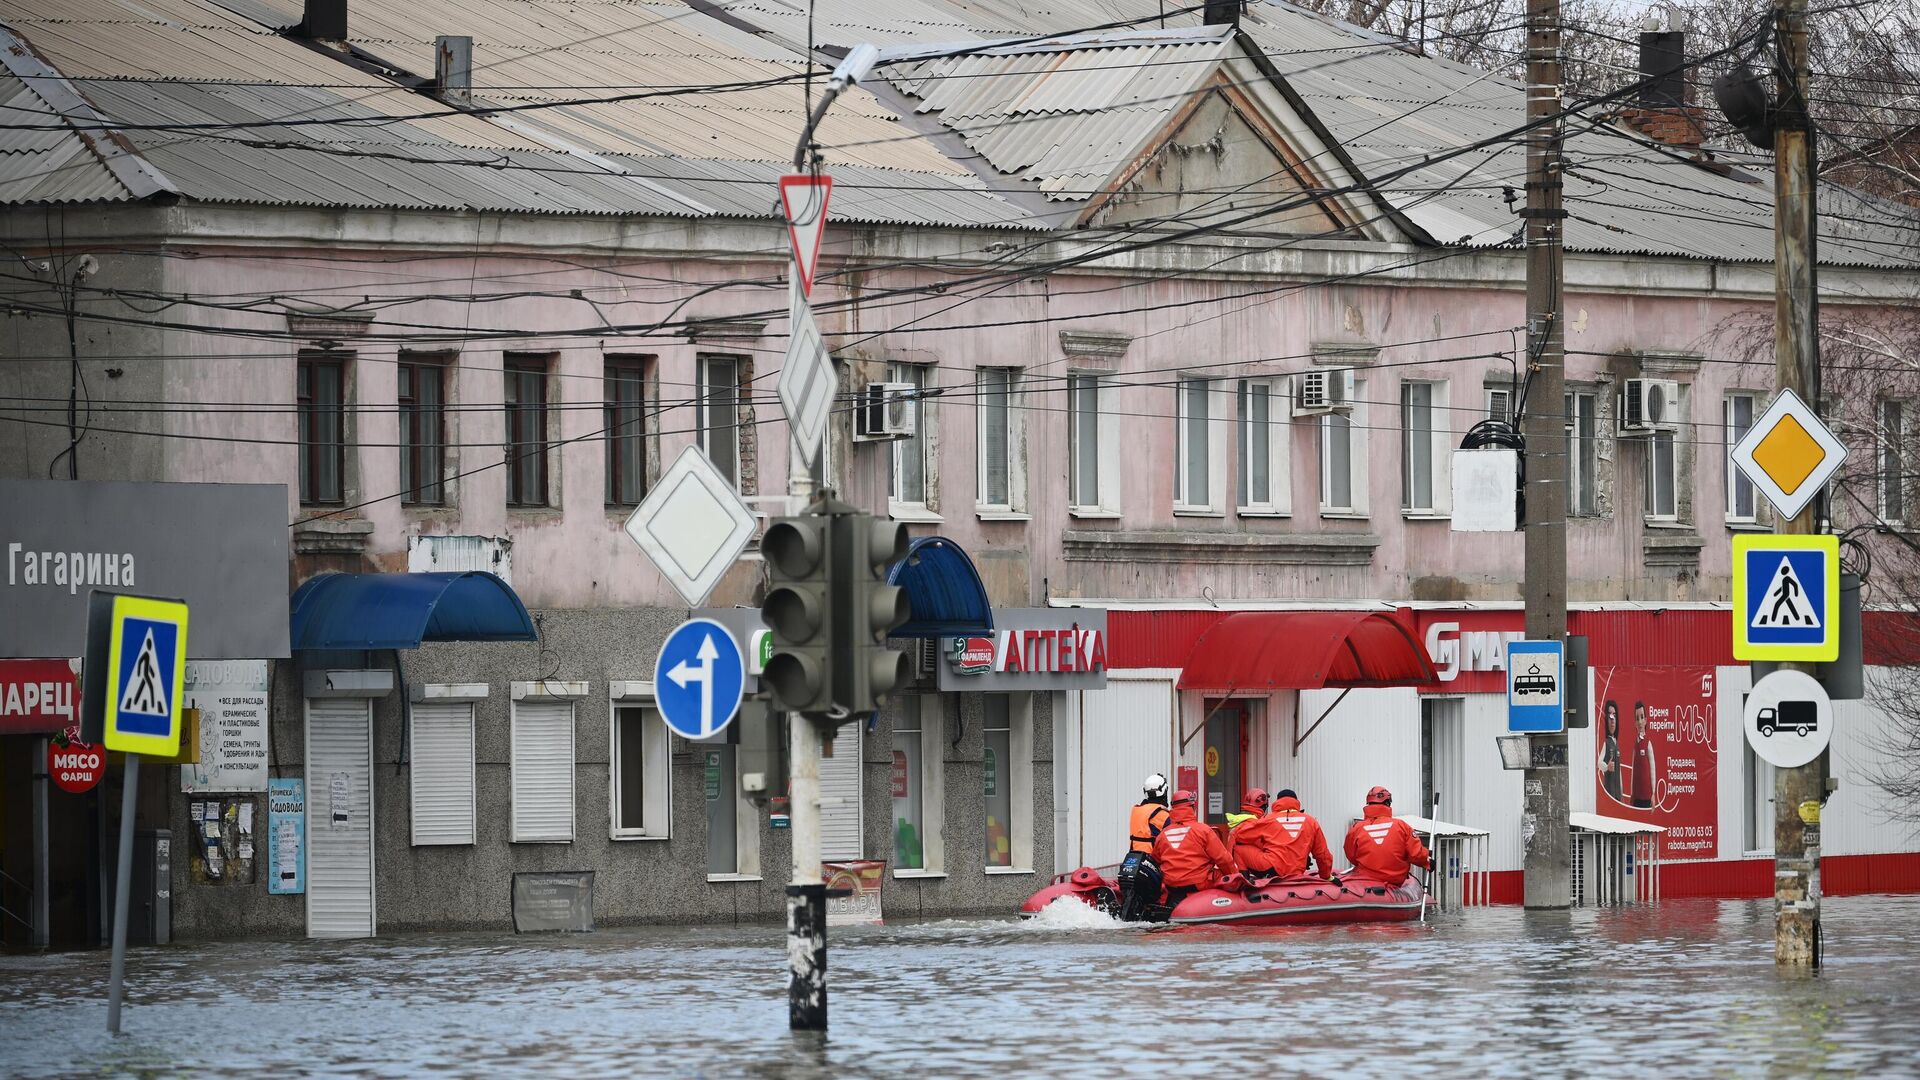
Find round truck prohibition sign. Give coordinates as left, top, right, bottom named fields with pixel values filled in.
left=1743, top=669, right=1833, bottom=769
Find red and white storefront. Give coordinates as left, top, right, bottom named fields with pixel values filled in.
left=1053, top=602, right=1920, bottom=903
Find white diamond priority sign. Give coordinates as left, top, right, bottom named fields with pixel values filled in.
left=1729, top=388, right=1847, bottom=522
left=780, top=282, right=835, bottom=469
left=623, top=445, right=758, bottom=608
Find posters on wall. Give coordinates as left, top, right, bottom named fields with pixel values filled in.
left=189, top=797, right=257, bottom=885
left=180, top=660, right=270, bottom=794
left=1593, top=666, right=1719, bottom=860
left=267, top=778, right=305, bottom=895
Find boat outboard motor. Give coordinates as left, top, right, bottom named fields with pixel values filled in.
left=1116, top=852, right=1163, bottom=922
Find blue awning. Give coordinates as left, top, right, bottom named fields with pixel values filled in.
left=886, top=536, right=993, bottom=639
left=290, top=572, right=538, bottom=651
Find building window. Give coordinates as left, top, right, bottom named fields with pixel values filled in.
left=1743, top=740, right=1776, bottom=856
left=1567, top=391, right=1597, bottom=517
left=888, top=362, right=932, bottom=509
left=610, top=702, right=670, bottom=838
left=1237, top=377, right=1290, bottom=515
left=510, top=699, right=575, bottom=843
left=980, top=694, right=1032, bottom=872
left=1881, top=399, right=1908, bottom=525
left=1486, top=385, right=1514, bottom=423
left=706, top=744, right=739, bottom=875
left=1644, top=430, right=1678, bottom=521
left=605, top=357, right=647, bottom=507
left=1725, top=393, right=1758, bottom=523
left=697, top=355, right=743, bottom=489
left=296, top=353, right=345, bottom=505
left=504, top=354, right=550, bottom=507
left=892, top=697, right=945, bottom=873
left=409, top=701, right=474, bottom=846
left=1400, top=380, right=1449, bottom=514
left=976, top=367, right=1017, bottom=510
left=1318, top=382, right=1366, bottom=515
left=398, top=354, right=447, bottom=507
left=1069, top=373, right=1101, bottom=511
left=1174, top=376, right=1217, bottom=511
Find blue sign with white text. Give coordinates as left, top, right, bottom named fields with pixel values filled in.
left=1742, top=546, right=1829, bottom=649
left=653, top=618, right=746, bottom=740
left=1507, top=639, right=1565, bottom=733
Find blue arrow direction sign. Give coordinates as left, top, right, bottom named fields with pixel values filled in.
left=1507, top=639, right=1565, bottom=734
left=653, top=618, right=746, bottom=740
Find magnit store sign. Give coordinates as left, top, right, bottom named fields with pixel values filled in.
left=0, top=480, right=292, bottom=660
left=936, top=609, right=1108, bottom=692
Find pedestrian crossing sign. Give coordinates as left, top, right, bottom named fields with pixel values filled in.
left=82, top=592, right=190, bottom=756
left=1732, top=535, right=1838, bottom=662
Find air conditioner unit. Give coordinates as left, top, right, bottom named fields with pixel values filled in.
left=1293, top=368, right=1355, bottom=414
left=1619, top=378, right=1682, bottom=434
left=915, top=638, right=939, bottom=682
left=855, top=382, right=917, bottom=441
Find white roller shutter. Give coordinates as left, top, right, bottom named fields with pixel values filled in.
left=410, top=702, right=475, bottom=846
left=820, top=726, right=863, bottom=861
left=511, top=700, right=575, bottom=842
left=306, top=698, right=375, bottom=939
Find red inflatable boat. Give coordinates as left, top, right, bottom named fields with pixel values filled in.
left=1020, top=866, right=1428, bottom=926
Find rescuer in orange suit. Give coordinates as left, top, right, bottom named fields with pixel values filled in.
left=1342, top=786, right=1431, bottom=887
left=1268, top=789, right=1336, bottom=880
left=1228, top=789, right=1287, bottom=881
left=1155, top=790, right=1236, bottom=907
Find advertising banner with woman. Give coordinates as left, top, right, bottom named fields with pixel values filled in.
left=1593, top=666, right=1719, bottom=860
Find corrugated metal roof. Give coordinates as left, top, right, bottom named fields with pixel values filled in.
left=0, top=0, right=1036, bottom=225
left=736, top=0, right=1920, bottom=267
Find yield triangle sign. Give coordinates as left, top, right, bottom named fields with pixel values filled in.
left=779, top=174, right=833, bottom=298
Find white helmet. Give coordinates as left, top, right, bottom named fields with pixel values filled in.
left=1142, top=773, right=1169, bottom=799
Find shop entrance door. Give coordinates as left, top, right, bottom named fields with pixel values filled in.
left=1202, top=700, right=1248, bottom=825
left=305, top=698, right=375, bottom=939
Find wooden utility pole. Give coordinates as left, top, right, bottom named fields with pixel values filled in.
left=1772, top=0, right=1825, bottom=969
left=1521, top=0, right=1571, bottom=910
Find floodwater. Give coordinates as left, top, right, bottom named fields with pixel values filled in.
left=4, top=896, right=1920, bottom=1077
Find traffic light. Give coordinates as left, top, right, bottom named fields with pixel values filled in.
left=760, top=511, right=833, bottom=714
left=834, top=514, right=912, bottom=717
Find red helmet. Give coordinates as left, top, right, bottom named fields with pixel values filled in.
left=1172, top=789, right=1198, bottom=808
left=1366, top=785, right=1393, bottom=806
left=1243, top=788, right=1270, bottom=812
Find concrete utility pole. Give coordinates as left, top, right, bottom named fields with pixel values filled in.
left=1771, top=0, right=1825, bottom=969
left=1520, top=0, right=1571, bottom=910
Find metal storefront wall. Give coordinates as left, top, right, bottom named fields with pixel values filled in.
left=1274, top=687, right=1423, bottom=836
left=510, top=701, right=575, bottom=843
left=409, top=703, right=475, bottom=847
left=306, top=699, right=375, bottom=939
left=1075, top=676, right=1176, bottom=869
left=820, top=727, right=863, bottom=861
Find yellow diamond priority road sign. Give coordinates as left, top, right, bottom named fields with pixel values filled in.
left=1729, top=388, right=1847, bottom=522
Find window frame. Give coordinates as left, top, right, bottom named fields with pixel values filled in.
left=509, top=697, right=576, bottom=844
left=980, top=693, right=1033, bottom=874
left=891, top=696, right=946, bottom=876
left=1643, top=428, right=1679, bottom=522
left=1566, top=390, right=1598, bottom=517
left=604, top=356, right=649, bottom=508
left=975, top=366, right=1021, bottom=513
left=503, top=353, right=552, bottom=508
left=1881, top=398, right=1909, bottom=526
left=887, top=361, right=933, bottom=511
left=1725, top=392, right=1759, bottom=524
left=296, top=352, right=346, bottom=506
left=1173, top=375, right=1224, bottom=514
left=398, top=353, right=449, bottom=508
left=1399, top=379, right=1451, bottom=516
left=1317, top=379, right=1368, bottom=517
left=408, top=700, right=475, bottom=846
left=696, top=354, right=744, bottom=490
left=1236, top=376, right=1291, bottom=516
left=609, top=696, right=672, bottom=840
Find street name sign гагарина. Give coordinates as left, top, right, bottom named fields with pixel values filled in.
left=1729, top=388, right=1847, bottom=523
left=623, top=445, right=758, bottom=609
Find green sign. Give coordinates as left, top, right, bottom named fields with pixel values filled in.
left=704, top=751, right=722, bottom=802
left=756, top=629, right=774, bottom=671
left=983, top=747, right=998, bottom=797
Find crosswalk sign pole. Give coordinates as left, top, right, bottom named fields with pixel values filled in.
left=106, top=752, right=139, bottom=1035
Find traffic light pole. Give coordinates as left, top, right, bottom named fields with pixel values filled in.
left=1771, top=0, right=1824, bottom=970
left=785, top=419, right=830, bottom=1031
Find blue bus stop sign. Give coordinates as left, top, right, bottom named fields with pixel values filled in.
left=1506, top=639, right=1565, bottom=734
left=653, top=618, right=746, bottom=740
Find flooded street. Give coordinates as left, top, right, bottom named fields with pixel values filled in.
left=5, top=896, right=1920, bottom=1077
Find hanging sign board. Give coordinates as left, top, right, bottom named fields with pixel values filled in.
left=180, top=660, right=271, bottom=793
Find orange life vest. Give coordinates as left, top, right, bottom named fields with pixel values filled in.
left=1129, top=802, right=1170, bottom=854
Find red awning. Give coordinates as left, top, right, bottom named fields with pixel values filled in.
left=1175, top=611, right=1437, bottom=691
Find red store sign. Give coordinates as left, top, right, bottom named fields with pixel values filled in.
left=1415, top=613, right=1525, bottom=695
left=935, top=610, right=1109, bottom=691
left=0, top=658, right=80, bottom=734
left=49, top=727, right=104, bottom=794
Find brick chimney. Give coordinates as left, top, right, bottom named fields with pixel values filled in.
left=1614, top=29, right=1707, bottom=152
